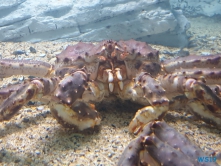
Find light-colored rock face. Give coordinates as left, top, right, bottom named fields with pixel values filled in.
left=0, top=0, right=190, bottom=47
left=170, top=0, right=221, bottom=17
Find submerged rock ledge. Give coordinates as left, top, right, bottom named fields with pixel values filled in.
left=0, top=0, right=190, bottom=47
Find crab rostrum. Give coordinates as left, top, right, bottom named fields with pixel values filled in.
left=0, top=40, right=221, bottom=163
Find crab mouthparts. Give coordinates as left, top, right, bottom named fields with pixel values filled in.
left=105, top=68, right=124, bottom=92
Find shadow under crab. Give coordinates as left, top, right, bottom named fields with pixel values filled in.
left=0, top=39, right=221, bottom=165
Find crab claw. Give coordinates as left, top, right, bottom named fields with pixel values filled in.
left=54, top=70, right=88, bottom=105
left=52, top=70, right=101, bottom=130
left=50, top=101, right=101, bottom=130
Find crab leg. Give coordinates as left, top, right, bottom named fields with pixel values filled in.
left=128, top=72, right=169, bottom=133
left=119, top=121, right=219, bottom=166
left=118, top=122, right=160, bottom=166
left=143, top=121, right=218, bottom=166
left=169, top=95, right=221, bottom=127
left=158, top=74, right=221, bottom=126
left=0, top=78, right=58, bottom=121
left=0, top=59, right=54, bottom=78
left=163, top=54, right=221, bottom=73
left=117, top=133, right=160, bottom=166
left=187, top=99, right=221, bottom=126
left=169, top=68, right=221, bottom=85
left=48, top=70, right=101, bottom=130
left=0, top=84, right=22, bottom=104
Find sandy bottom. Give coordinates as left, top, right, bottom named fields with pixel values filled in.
left=0, top=16, right=221, bottom=166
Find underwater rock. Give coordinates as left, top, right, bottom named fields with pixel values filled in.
left=0, top=0, right=190, bottom=47
left=170, top=0, right=221, bottom=17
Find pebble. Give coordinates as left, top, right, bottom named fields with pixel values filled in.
left=41, top=111, right=48, bottom=118
left=108, top=152, right=114, bottom=158
left=18, top=56, right=23, bottom=60
left=35, top=151, right=41, bottom=155
left=14, top=159, right=21, bottom=163
left=112, top=145, right=118, bottom=149
left=29, top=46, right=37, bottom=53
left=37, top=106, right=44, bottom=111
left=27, top=101, right=35, bottom=105
left=38, top=54, right=46, bottom=57
left=199, top=35, right=207, bottom=39
left=22, top=117, right=29, bottom=123
left=13, top=50, right=26, bottom=55
left=201, top=52, right=211, bottom=56
left=177, top=50, right=189, bottom=57
left=19, top=76, right=24, bottom=81
left=188, top=40, right=198, bottom=48
left=28, top=76, right=36, bottom=79
left=208, top=36, right=216, bottom=41
left=36, top=101, right=43, bottom=106
left=24, top=58, right=32, bottom=60
left=161, top=50, right=174, bottom=55
left=15, top=123, right=22, bottom=128
left=12, top=78, right=18, bottom=81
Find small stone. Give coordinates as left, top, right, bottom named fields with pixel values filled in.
left=19, top=76, right=24, bottom=81
left=208, top=36, right=216, bottom=41
left=38, top=54, right=46, bottom=57
left=36, top=101, right=43, bottom=106
left=112, top=145, right=118, bottom=148
left=177, top=50, right=189, bottom=57
left=35, top=150, right=41, bottom=155
left=15, top=123, right=22, bottom=128
left=108, top=153, right=114, bottom=158
left=24, top=108, right=33, bottom=112
left=201, top=52, right=211, bottom=56
left=199, top=35, right=207, bottom=39
left=24, top=58, right=32, bottom=60
left=25, top=157, right=32, bottom=163
left=29, top=46, right=37, bottom=53
left=27, top=101, right=35, bottom=105
left=14, top=159, right=21, bottom=163
left=13, top=50, right=26, bottom=55
left=28, top=76, right=36, bottom=79
left=22, top=118, right=29, bottom=123
left=12, top=78, right=18, bottom=81
left=41, top=112, right=48, bottom=118
left=161, top=50, right=174, bottom=55
left=37, top=106, right=44, bottom=111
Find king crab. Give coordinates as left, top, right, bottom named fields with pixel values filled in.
left=0, top=40, right=221, bottom=165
